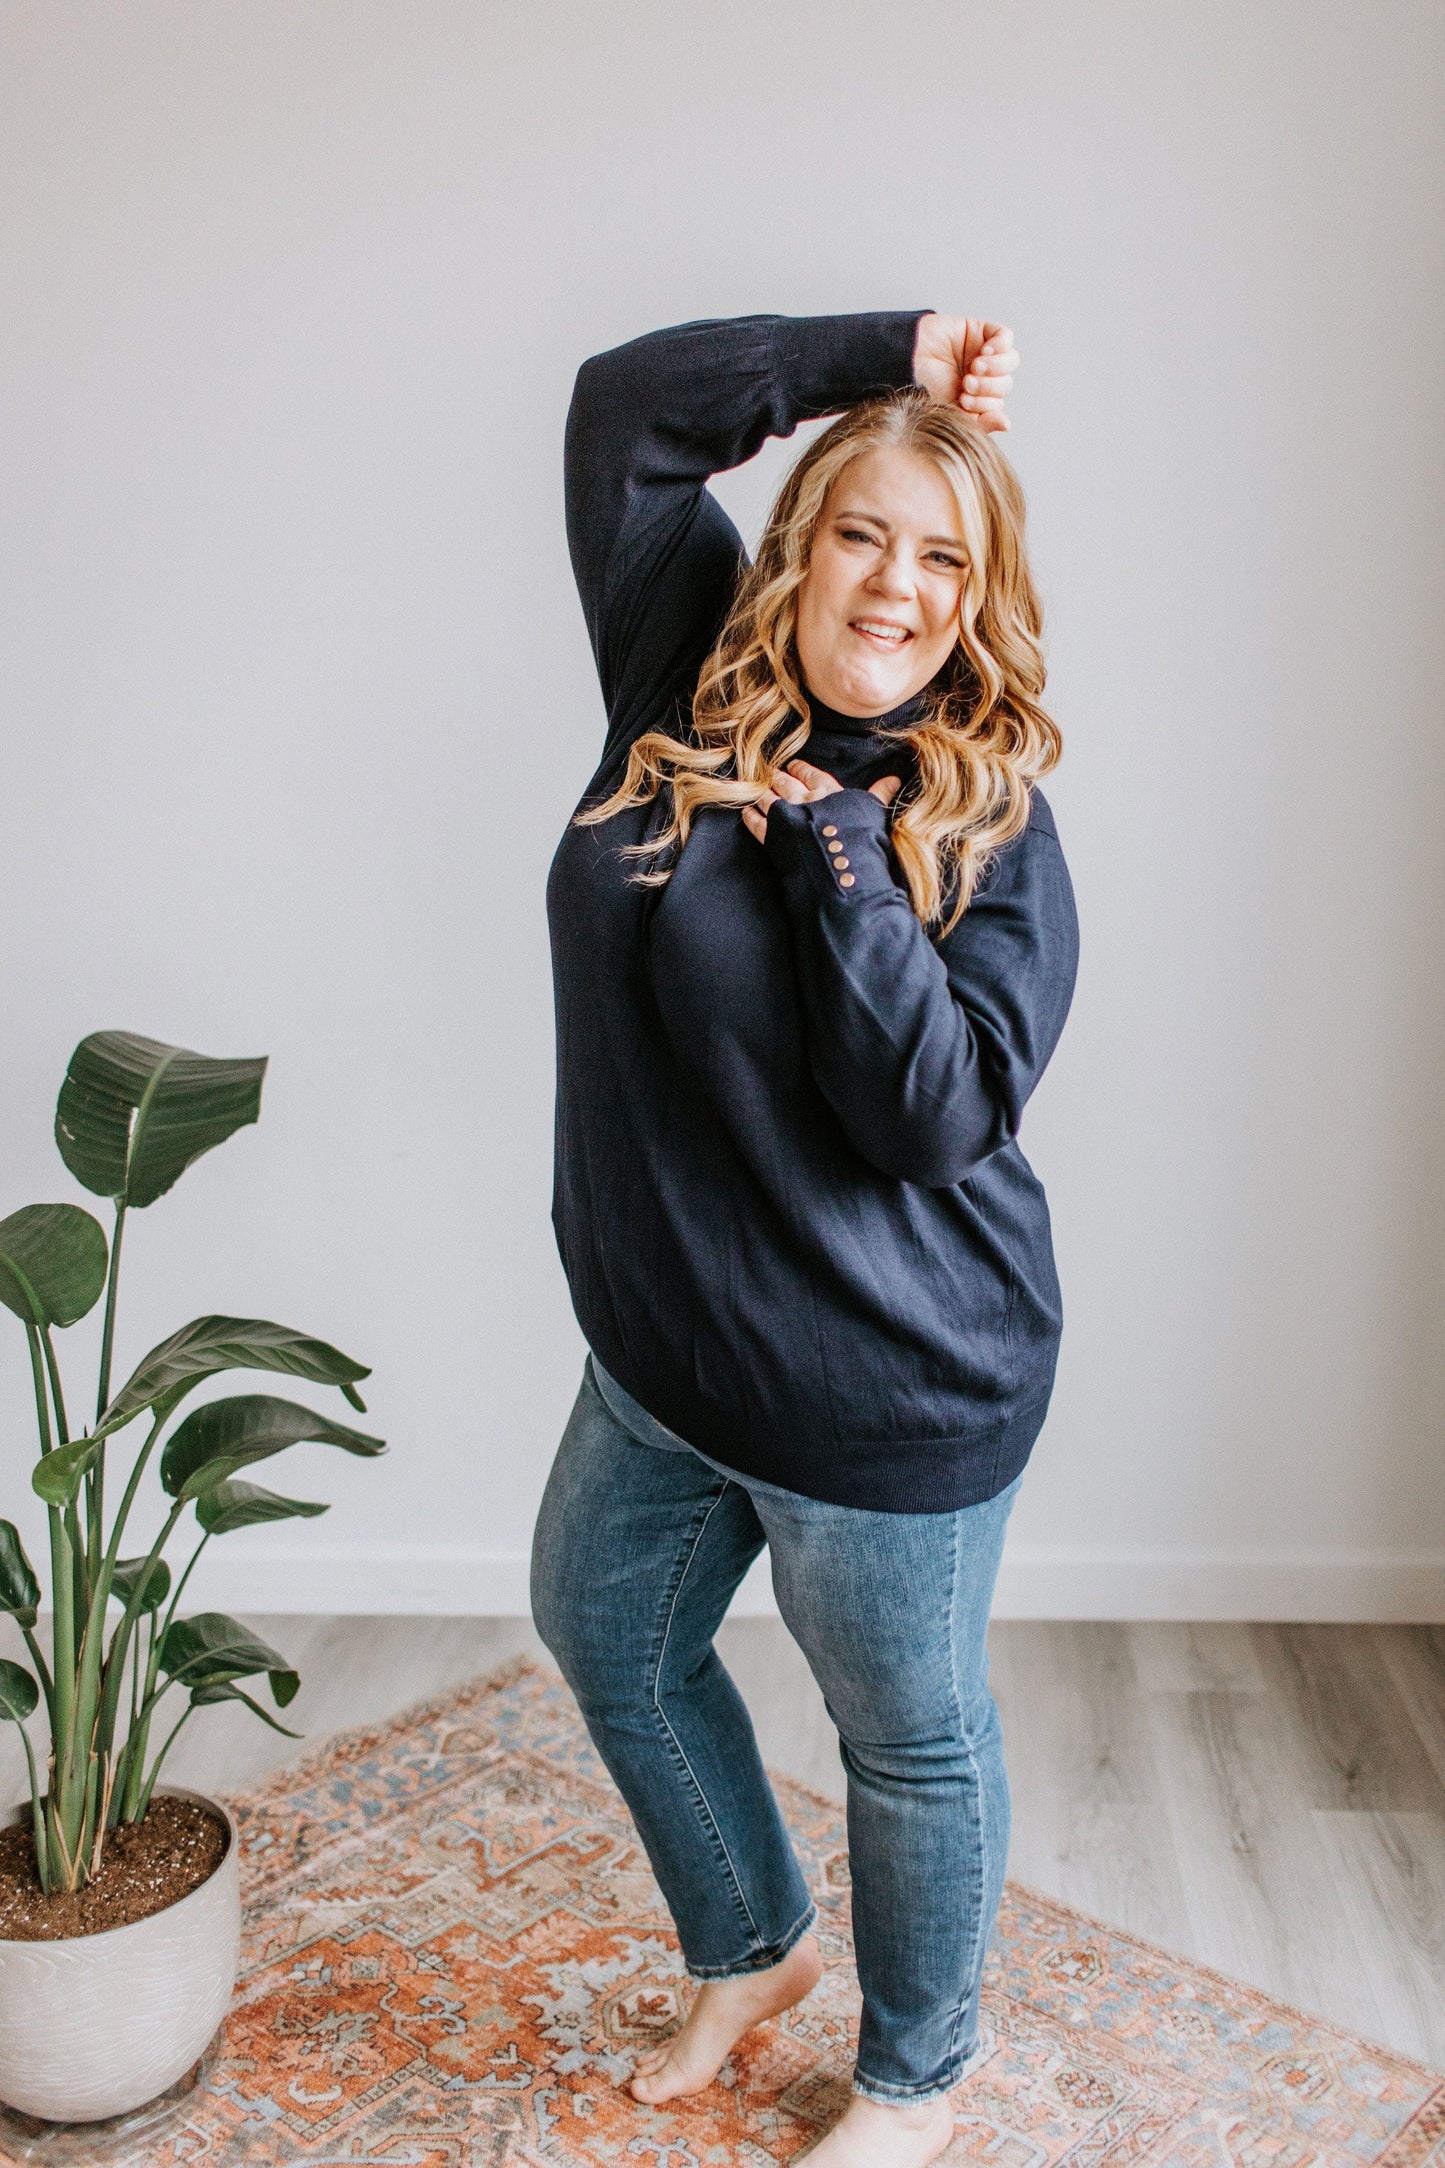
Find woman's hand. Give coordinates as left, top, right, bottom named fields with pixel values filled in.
left=741, top=759, right=902, bottom=843
left=912, top=315, right=1018, bottom=432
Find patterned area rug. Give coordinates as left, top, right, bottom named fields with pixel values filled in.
left=6, top=1657, right=1443, bottom=2166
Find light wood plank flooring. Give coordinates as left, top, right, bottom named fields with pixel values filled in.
left=11, top=1621, right=1443, bottom=2070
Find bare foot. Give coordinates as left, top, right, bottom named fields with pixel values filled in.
left=628, top=1933, right=823, bottom=2103
left=798, top=2093, right=955, bottom=2165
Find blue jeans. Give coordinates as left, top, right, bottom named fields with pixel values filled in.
left=530, top=1355, right=1021, bottom=2105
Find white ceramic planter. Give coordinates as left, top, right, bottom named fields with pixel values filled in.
left=0, top=1787, right=239, bottom=2123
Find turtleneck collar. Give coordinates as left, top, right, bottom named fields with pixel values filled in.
left=801, top=686, right=932, bottom=737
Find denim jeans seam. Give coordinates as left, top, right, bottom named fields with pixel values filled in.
left=944, top=1506, right=988, bottom=2080
left=852, top=1515, right=974, bottom=2102
left=853, top=1512, right=988, bottom=2101
left=647, top=1482, right=768, bottom=1958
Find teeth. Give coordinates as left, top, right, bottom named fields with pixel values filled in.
left=854, top=621, right=910, bottom=641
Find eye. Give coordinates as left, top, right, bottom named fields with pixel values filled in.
left=927, top=551, right=966, bottom=570
left=838, top=526, right=881, bottom=547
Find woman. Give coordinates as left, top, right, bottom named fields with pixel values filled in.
left=532, top=308, right=1078, bottom=2168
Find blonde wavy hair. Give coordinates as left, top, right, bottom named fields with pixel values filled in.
left=576, top=388, right=1060, bottom=934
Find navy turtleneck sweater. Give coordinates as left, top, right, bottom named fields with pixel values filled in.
left=546, top=311, right=1079, bottom=1512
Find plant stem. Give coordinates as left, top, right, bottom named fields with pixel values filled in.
left=92, top=1489, right=184, bottom=1807
left=126, top=1673, right=180, bottom=1733
left=135, top=1700, right=192, bottom=1819
left=118, top=1585, right=193, bottom=1821
left=66, top=1419, right=173, bottom=1878
left=84, top=1466, right=102, bottom=1601
left=115, top=1611, right=152, bottom=1824
left=102, top=1417, right=166, bottom=1579
left=53, top=1611, right=91, bottom=1888
left=111, top=1531, right=213, bottom=1826
left=44, top=1794, right=75, bottom=1892
left=115, top=1673, right=178, bottom=1816
left=161, top=1532, right=209, bottom=1642
left=89, top=1753, right=117, bottom=1876
left=39, top=1330, right=68, bottom=1447
left=38, top=1327, right=90, bottom=1650
left=78, top=1744, right=100, bottom=1875
left=26, top=1328, right=53, bottom=1460
left=68, top=1510, right=88, bottom=1667
left=28, top=1327, right=73, bottom=1889
left=96, top=1202, right=126, bottom=1422
left=17, top=1723, right=49, bottom=1897
left=21, top=1627, right=54, bottom=1732
left=91, top=1202, right=126, bottom=1579
left=113, top=1611, right=153, bottom=1825
left=109, top=1726, right=136, bottom=1828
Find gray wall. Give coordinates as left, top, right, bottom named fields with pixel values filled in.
left=1, top=1, right=1441, bottom=1616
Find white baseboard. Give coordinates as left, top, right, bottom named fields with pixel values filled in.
left=992, top=1549, right=1445, bottom=1622
left=186, top=1542, right=1445, bottom=1623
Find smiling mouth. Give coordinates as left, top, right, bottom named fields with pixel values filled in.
left=849, top=619, right=913, bottom=650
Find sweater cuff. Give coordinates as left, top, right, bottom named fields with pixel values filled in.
left=768, top=313, right=928, bottom=421
left=763, top=790, right=900, bottom=906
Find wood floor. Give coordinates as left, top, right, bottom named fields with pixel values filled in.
left=12, top=1620, right=1443, bottom=2070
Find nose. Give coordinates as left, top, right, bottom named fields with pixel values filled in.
left=866, top=545, right=917, bottom=602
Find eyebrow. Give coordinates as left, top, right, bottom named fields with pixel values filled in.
left=833, top=507, right=966, bottom=550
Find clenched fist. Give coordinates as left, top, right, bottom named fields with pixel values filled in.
left=912, top=315, right=1018, bottom=433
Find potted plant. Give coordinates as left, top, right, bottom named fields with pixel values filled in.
left=0, top=1031, right=385, bottom=2124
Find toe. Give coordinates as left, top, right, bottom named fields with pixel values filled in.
left=633, top=2069, right=686, bottom=2104
left=629, top=2053, right=709, bottom=2105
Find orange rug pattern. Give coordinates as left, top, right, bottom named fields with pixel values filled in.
left=17, top=1658, right=1445, bottom=2164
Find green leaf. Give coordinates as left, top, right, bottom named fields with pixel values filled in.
left=188, top=1679, right=302, bottom=1737
left=32, top=1434, right=104, bottom=1507
left=159, top=1393, right=385, bottom=1502
left=157, top=1613, right=298, bottom=1710
left=0, top=1660, right=39, bottom=1725
left=54, top=1032, right=267, bottom=1209
left=195, top=1479, right=330, bottom=1535
left=110, top=1556, right=172, bottom=1614
left=0, top=1204, right=109, bottom=1329
left=103, top=1314, right=371, bottom=1429
left=0, top=1524, right=41, bottom=1629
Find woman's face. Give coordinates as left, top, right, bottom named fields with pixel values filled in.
left=794, top=445, right=970, bottom=718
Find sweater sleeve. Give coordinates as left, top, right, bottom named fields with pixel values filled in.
left=762, top=789, right=1079, bottom=1188
left=564, top=312, right=927, bottom=758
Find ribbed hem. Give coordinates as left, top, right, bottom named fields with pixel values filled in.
left=676, top=1398, right=1051, bottom=1516
left=582, top=1342, right=1056, bottom=1515
left=684, top=1900, right=817, bottom=1983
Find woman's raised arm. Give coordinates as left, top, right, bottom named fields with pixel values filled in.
left=564, top=312, right=928, bottom=755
